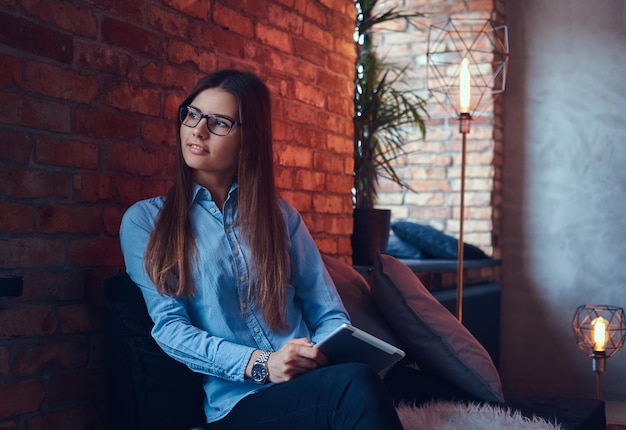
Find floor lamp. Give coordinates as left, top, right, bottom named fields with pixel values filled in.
left=426, top=18, right=509, bottom=322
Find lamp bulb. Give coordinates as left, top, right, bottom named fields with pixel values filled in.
left=592, top=316, right=609, bottom=352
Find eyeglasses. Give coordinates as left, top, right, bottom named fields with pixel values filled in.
left=178, top=105, right=241, bottom=136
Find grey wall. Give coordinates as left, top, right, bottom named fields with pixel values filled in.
left=502, top=0, right=626, bottom=400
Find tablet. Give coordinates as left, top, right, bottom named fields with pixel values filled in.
left=314, top=323, right=405, bottom=373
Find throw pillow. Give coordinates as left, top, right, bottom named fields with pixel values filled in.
left=392, top=221, right=489, bottom=259
left=370, top=254, right=504, bottom=404
left=384, top=234, right=425, bottom=259
left=322, top=254, right=404, bottom=350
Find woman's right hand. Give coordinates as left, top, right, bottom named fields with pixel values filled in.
left=266, top=338, right=328, bottom=384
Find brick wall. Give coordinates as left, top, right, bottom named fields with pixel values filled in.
left=0, top=0, right=355, bottom=427
left=373, top=0, right=506, bottom=259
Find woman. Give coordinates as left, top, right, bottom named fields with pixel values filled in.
left=120, top=69, right=403, bottom=429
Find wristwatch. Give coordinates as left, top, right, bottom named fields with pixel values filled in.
left=251, top=350, right=272, bottom=384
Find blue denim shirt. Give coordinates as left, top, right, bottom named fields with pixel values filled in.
left=120, top=183, right=349, bottom=423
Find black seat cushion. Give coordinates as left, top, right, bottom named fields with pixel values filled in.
left=103, top=273, right=206, bottom=430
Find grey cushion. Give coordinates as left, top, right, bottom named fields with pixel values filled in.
left=370, top=254, right=504, bottom=404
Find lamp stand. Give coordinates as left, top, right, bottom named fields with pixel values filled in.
left=456, top=112, right=472, bottom=322
left=592, top=351, right=606, bottom=400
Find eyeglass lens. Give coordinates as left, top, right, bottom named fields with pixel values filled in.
left=179, top=106, right=236, bottom=136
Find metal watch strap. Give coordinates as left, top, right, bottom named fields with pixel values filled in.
left=256, top=350, right=271, bottom=364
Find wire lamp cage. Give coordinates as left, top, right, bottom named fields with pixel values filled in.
left=426, top=18, right=509, bottom=322
left=572, top=304, right=626, bottom=399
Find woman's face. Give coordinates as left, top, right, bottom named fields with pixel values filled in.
left=180, top=88, right=242, bottom=188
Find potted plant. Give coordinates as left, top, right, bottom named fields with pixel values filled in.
left=352, top=0, right=428, bottom=265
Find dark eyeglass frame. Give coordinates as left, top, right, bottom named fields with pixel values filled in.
left=178, top=105, right=241, bottom=136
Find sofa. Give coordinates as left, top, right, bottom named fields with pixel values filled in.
left=103, top=254, right=605, bottom=430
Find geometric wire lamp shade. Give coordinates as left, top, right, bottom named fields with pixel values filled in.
left=572, top=304, right=626, bottom=359
left=427, top=18, right=509, bottom=118
left=425, top=18, right=509, bottom=323
left=572, top=304, right=626, bottom=399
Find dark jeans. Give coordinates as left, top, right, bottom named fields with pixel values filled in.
left=206, top=363, right=403, bottom=430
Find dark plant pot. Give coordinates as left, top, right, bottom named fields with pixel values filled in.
left=351, top=208, right=391, bottom=266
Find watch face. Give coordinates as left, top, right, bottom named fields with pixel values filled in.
left=251, top=362, right=267, bottom=383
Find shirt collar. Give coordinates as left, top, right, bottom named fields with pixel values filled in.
left=190, top=182, right=239, bottom=207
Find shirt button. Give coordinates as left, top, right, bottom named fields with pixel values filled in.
left=210, top=208, right=216, bottom=214
left=253, top=327, right=260, bottom=333
left=240, top=276, right=245, bottom=282
left=241, top=303, right=247, bottom=309
left=233, top=249, right=239, bottom=256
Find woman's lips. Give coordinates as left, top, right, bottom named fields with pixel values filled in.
left=187, top=142, right=208, bottom=154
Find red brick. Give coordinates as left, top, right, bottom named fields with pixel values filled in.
left=303, top=21, right=333, bottom=47
left=72, top=173, right=143, bottom=206
left=141, top=62, right=199, bottom=92
left=140, top=118, right=177, bottom=147
left=0, top=202, right=34, bottom=233
left=294, top=169, right=325, bottom=191
left=25, top=62, right=97, bottom=104
left=318, top=111, right=346, bottom=135
left=84, top=0, right=143, bottom=21
left=20, top=270, right=84, bottom=302
left=22, top=0, right=97, bottom=37
left=293, top=38, right=327, bottom=67
left=316, top=236, right=338, bottom=254
left=162, top=0, right=210, bottom=19
left=0, top=11, right=73, bottom=63
left=75, top=41, right=139, bottom=80
left=212, top=4, right=254, bottom=38
left=68, top=238, right=123, bottom=267
left=256, top=23, right=292, bottom=53
left=0, top=305, right=56, bottom=339
left=317, top=68, right=351, bottom=95
left=0, top=129, right=32, bottom=164
left=12, top=337, right=90, bottom=376
left=47, top=367, right=105, bottom=407
left=0, top=380, right=45, bottom=418
left=103, top=206, right=125, bottom=236
left=100, top=81, right=161, bottom=116
left=147, top=4, right=205, bottom=40
left=0, top=237, right=65, bottom=269
left=108, top=142, right=169, bottom=176
left=35, top=136, right=99, bottom=169
left=0, top=92, right=71, bottom=133
left=294, top=81, right=326, bottom=108
left=1, top=167, right=71, bottom=199
left=0, top=53, right=22, bottom=87
left=277, top=144, right=312, bottom=168
left=74, top=107, right=135, bottom=139
left=36, top=204, right=101, bottom=234
left=282, top=99, right=317, bottom=125
left=101, top=16, right=164, bottom=58
left=59, top=303, right=104, bottom=334
left=325, top=173, right=352, bottom=194
left=325, top=213, right=353, bottom=235
left=302, top=0, right=326, bottom=25
left=280, top=190, right=312, bottom=212
left=268, top=3, right=303, bottom=33
left=313, top=192, right=344, bottom=214
left=141, top=177, right=173, bottom=200
left=25, top=405, right=104, bottom=430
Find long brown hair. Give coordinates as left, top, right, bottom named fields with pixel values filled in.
left=144, top=70, right=290, bottom=330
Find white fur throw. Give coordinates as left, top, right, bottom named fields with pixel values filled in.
left=396, top=401, right=562, bottom=430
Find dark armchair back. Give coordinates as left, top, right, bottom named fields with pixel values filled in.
left=103, top=273, right=206, bottom=430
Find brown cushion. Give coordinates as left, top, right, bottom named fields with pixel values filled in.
left=370, top=253, right=504, bottom=404
left=322, top=254, right=404, bottom=350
